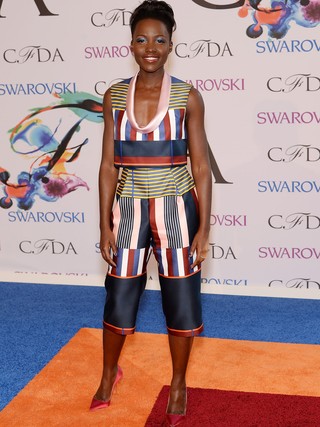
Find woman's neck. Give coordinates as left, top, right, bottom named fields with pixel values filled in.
left=136, top=68, right=165, bottom=90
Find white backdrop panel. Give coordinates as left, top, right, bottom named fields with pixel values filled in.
left=0, top=0, right=319, bottom=299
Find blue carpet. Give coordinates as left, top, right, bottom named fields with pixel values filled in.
left=0, top=281, right=319, bottom=410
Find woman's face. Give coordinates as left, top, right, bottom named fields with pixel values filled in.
left=131, top=18, right=172, bottom=74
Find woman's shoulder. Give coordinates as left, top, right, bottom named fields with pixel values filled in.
left=108, top=77, right=133, bottom=108
left=109, top=77, right=132, bottom=91
left=170, top=75, right=192, bottom=89
left=169, top=76, right=193, bottom=108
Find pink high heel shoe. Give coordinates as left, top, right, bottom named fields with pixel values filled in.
left=166, top=413, right=186, bottom=426
left=165, top=389, right=187, bottom=426
left=89, top=366, right=123, bottom=411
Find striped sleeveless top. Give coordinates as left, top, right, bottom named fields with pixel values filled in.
left=110, top=74, right=195, bottom=199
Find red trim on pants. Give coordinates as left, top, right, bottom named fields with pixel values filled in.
left=103, top=321, right=135, bottom=336
left=167, top=324, right=204, bottom=337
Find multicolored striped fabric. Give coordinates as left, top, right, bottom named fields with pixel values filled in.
left=114, top=139, right=188, bottom=167
left=110, top=75, right=195, bottom=199
left=108, top=189, right=200, bottom=278
left=111, top=77, right=190, bottom=143
left=103, top=189, right=202, bottom=337
left=116, top=166, right=195, bottom=198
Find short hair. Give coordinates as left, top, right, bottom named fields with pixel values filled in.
left=130, top=1, right=176, bottom=39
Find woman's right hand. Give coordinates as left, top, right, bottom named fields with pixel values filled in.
left=100, top=229, right=117, bottom=267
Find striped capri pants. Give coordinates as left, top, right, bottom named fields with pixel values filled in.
left=103, top=188, right=203, bottom=337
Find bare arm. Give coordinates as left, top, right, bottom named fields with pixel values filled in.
left=186, top=87, right=212, bottom=268
left=99, top=88, right=119, bottom=266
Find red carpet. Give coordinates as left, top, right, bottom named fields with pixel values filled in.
left=145, top=386, right=320, bottom=426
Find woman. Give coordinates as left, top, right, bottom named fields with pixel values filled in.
left=91, top=1, right=212, bottom=425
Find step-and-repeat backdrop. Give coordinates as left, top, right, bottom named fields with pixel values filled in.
left=0, top=0, right=319, bottom=299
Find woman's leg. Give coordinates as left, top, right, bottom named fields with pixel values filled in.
left=95, top=270, right=147, bottom=401
left=167, top=335, right=194, bottom=414
left=94, top=329, right=126, bottom=401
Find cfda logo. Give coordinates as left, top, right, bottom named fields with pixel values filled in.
left=191, top=0, right=318, bottom=40
left=0, top=0, right=58, bottom=17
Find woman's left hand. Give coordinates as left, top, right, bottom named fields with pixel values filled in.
left=190, top=230, right=210, bottom=269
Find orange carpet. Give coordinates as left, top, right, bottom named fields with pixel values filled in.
left=1, top=328, right=320, bottom=426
